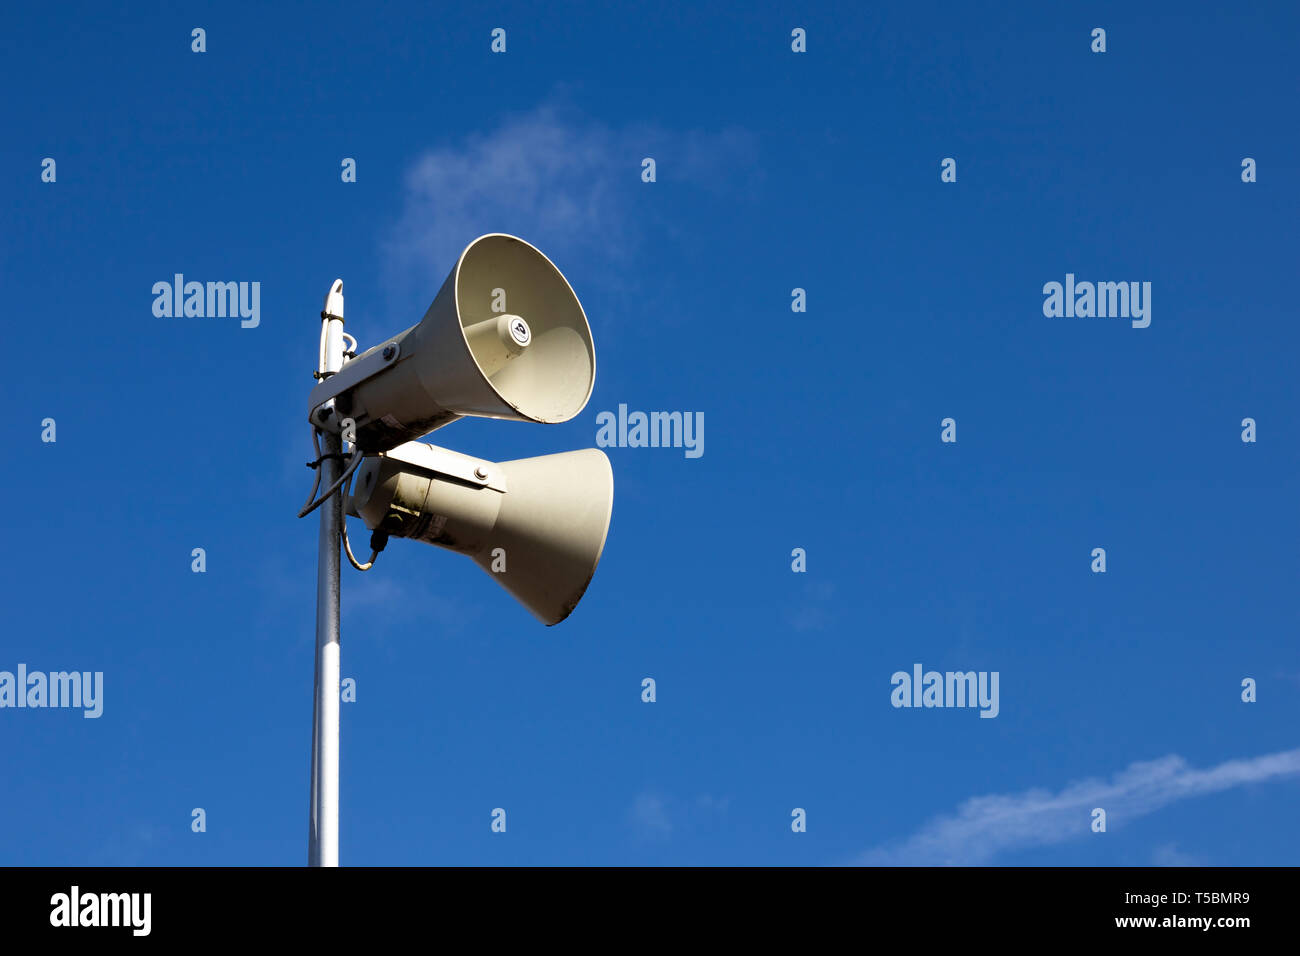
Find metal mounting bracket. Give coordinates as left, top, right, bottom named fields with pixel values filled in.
left=307, top=340, right=402, bottom=424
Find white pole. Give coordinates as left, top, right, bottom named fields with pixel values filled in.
left=310, top=280, right=346, bottom=867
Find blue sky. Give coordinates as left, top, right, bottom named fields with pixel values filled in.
left=2, top=1, right=1299, bottom=866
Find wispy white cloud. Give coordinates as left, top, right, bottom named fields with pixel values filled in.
left=857, top=747, right=1300, bottom=865
left=93, top=822, right=160, bottom=866
left=380, top=103, right=758, bottom=310
left=629, top=792, right=673, bottom=837
left=627, top=791, right=732, bottom=840
left=1151, top=842, right=1204, bottom=867
left=383, top=105, right=625, bottom=292
left=787, top=579, right=837, bottom=633
left=340, top=568, right=485, bottom=649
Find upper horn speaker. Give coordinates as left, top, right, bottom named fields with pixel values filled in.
left=334, top=234, right=596, bottom=452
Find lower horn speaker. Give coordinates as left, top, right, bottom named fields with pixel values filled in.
left=349, top=442, right=613, bottom=625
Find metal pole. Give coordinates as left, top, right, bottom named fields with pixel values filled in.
left=310, top=281, right=346, bottom=867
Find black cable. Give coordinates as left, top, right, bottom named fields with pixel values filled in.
left=298, top=427, right=324, bottom=516
left=341, top=463, right=389, bottom=571
left=298, top=445, right=365, bottom=519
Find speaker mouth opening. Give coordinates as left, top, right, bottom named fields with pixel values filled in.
left=453, top=234, right=596, bottom=424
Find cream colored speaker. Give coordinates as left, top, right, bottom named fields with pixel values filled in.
left=337, top=234, right=596, bottom=451
left=349, top=442, right=613, bottom=625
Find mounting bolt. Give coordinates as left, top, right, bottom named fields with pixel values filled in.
left=474, top=466, right=488, bottom=480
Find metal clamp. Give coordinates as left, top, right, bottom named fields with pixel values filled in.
left=306, top=340, right=402, bottom=422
